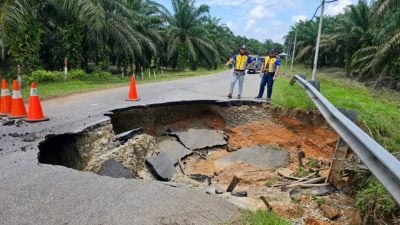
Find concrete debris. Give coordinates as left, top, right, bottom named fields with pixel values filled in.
left=85, top=133, right=158, bottom=178
left=205, top=186, right=215, bottom=194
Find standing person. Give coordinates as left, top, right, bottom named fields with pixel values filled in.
left=225, top=45, right=254, bottom=99
left=255, top=48, right=281, bottom=103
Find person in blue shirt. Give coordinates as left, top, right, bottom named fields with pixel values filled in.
left=255, top=48, right=281, bottom=104
left=225, top=45, right=254, bottom=99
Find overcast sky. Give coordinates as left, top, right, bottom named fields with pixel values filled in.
left=154, top=0, right=363, bottom=44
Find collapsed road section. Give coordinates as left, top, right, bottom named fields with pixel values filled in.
left=38, top=100, right=364, bottom=224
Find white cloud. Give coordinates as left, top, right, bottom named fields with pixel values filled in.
left=325, top=0, right=354, bottom=16
left=226, top=22, right=236, bottom=30
left=270, top=20, right=285, bottom=26
left=244, top=19, right=256, bottom=32
left=291, top=14, right=307, bottom=23
left=249, top=5, right=265, bottom=19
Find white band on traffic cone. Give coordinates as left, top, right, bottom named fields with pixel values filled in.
left=30, top=88, right=38, bottom=96
left=1, top=89, right=10, bottom=96
left=12, top=91, right=22, bottom=99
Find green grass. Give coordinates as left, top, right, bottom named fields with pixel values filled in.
left=232, top=210, right=291, bottom=225
left=273, top=63, right=400, bottom=153
left=18, top=67, right=226, bottom=100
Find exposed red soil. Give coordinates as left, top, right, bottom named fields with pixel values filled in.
left=226, top=117, right=338, bottom=160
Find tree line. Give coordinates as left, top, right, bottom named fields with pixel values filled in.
left=0, top=0, right=282, bottom=77
left=285, top=0, right=400, bottom=90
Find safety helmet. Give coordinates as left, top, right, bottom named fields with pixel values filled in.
left=240, top=45, right=247, bottom=49
left=269, top=48, right=277, bottom=53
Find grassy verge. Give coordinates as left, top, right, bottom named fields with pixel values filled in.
left=19, top=67, right=227, bottom=100
left=226, top=210, right=291, bottom=225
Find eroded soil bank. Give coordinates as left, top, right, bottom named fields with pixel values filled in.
left=38, top=100, right=362, bottom=225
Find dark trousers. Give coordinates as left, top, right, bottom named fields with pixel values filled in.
left=257, top=72, right=275, bottom=99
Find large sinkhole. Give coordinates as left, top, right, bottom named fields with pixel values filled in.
left=38, top=100, right=364, bottom=221
left=39, top=99, right=339, bottom=182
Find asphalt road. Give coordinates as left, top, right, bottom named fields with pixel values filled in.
left=0, top=70, right=265, bottom=225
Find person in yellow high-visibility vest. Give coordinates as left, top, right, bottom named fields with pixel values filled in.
left=225, top=45, right=254, bottom=99
left=254, top=48, right=281, bottom=104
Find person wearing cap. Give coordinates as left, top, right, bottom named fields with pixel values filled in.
left=254, top=48, right=281, bottom=103
left=225, top=45, right=254, bottom=99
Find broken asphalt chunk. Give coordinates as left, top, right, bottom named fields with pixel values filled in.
left=170, top=128, right=227, bottom=150
left=231, top=191, right=247, bottom=197
left=158, top=139, right=192, bottom=165
left=188, top=174, right=211, bottom=185
left=216, top=146, right=290, bottom=170
left=98, top=159, right=134, bottom=179
left=116, top=128, right=144, bottom=144
left=146, top=152, right=176, bottom=181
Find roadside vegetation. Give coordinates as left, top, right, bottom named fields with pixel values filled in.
left=0, top=0, right=281, bottom=81
left=275, top=63, right=400, bottom=224
left=285, top=0, right=400, bottom=91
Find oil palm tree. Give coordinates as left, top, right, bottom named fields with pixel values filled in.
left=0, top=0, right=161, bottom=70
left=165, top=0, right=218, bottom=69
left=204, top=16, right=234, bottom=67
left=322, top=0, right=372, bottom=71
left=352, top=0, right=400, bottom=77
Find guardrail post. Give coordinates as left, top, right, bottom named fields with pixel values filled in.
left=309, top=80, right=320, bottom=91
left=326, top=108, right=358, bottom=186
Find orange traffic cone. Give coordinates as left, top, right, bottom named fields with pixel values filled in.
left=0, top=79, right=12, bottom=116
left=8, top=80, right=27, bottom=119
left=25, top=82, right=49, bottom=122
left=126, top=73, right=140, bottom=101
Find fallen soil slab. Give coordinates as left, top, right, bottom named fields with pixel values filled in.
left=171, top=128, right=227, bottom=150
left=216, top=146, right=290, bottom=170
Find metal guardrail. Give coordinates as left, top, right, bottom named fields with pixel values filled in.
left=291, top=74, right=400, bottom=205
